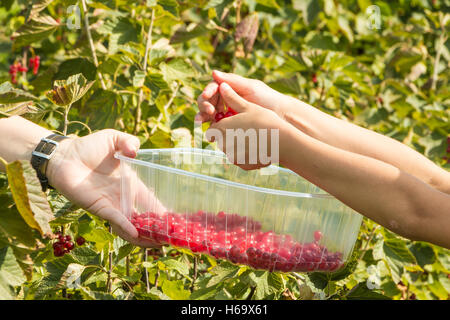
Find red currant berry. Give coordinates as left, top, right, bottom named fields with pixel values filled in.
left=314, top=230, right=322, bottom=242
left=64, top=241, right=75, bottom=251
left=214, top=112, right=225, bottom=122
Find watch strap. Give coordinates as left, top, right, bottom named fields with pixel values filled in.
left=31, top=134, right=68, bottom=192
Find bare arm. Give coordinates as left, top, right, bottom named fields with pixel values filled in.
left=280, top=122, right=450, bottom=248
left=0, top=115, right=53, bottom=170
left=281, top=98, right=450, bottom=195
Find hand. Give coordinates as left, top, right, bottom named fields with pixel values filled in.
left=46, top=129, right=165, bottom=247
left=206, top=82, right=287, bottom=170
left=196, top=70, right=294, bottom=123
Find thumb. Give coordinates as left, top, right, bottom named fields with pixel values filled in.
left=112, top=130, right=140, bottom=158
left=219, top=82, right=251, bottom=113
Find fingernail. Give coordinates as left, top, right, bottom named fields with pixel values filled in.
left=221, top=82, right=231, bottom=92
left=214, top=70, right=224, bottom=77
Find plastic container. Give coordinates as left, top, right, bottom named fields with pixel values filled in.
left=116, top=148, right=362, bottom=273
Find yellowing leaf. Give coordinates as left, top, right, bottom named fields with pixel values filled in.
left=5, top=160, right=53, bottom=237
left=46, top=74, right=95, bottom=106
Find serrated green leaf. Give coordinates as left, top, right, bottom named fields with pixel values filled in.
left=0, top=82, right=38, bottom=104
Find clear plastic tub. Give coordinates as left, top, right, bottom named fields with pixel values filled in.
left=115, top=148, right=362, bottom=273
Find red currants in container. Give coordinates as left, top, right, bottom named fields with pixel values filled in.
left=131, top=210, right=343, bottom=273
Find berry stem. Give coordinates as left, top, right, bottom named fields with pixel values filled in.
left=190, top=255, right=198, bottom=292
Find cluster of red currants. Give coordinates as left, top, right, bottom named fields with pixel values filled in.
left=29, top=56, right=41, bottom=75
left=131, top=210, right=343, bottom=273
left=214, top=107, right=238, bottom=123
left=8, top=56, right=40, bottom=84
left=53, top=232, right=85, bottom=257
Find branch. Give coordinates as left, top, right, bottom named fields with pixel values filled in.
left=80, top=0, right=107, bottom=90
left=134, top=9, right=155, bottom=135
left=431, top=32, right=447, bottom=91
left=150, top=83, right=179, bottom=135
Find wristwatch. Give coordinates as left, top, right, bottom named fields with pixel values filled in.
left=31, top=134, right=69, bottom=192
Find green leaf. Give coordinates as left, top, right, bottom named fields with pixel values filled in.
left=161, top=279, right=190, bottom=300
left=0, top=194, right=39, bottom=248
left=5, top=160, right=54, bottom=237
left=170, top=24, right=209, bottom=44
left=117, top=243, right=135, bottom=262
left=0, top=246, right=27, bottom=287
left=408, top=242, right=436, bottom=268
left=159, top=258, right=190, bottom=276
left=53, top=58, right=97, bottom=82
left=12, top=15, right=60, bottom=48
left=0, top=82, right=38, bottom=104
left=158, top=0, right=179, bottom=18
left=208, top=261, right=240, bottom=287
left=133, top=70, right=146, bottom=88
left=70, top=247, right=99, bottom=266
left=190, top=283, right=221, bottom=300
left=346, top=283, right=389, bottom=300
left=27, top=0, right=55, bottom=20
left=374, top=238, right=417, bottom=283
left=293, top=0, right=320, bottom=25
left=247, top=271, right=271, bottom=300
left=254, top=0, right=280, bottom=9
left=160, top=59, right=196, bottom=84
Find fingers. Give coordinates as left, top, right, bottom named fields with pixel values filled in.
left=219, top=82, right=251, bottom=113
left=201, top=81, right=219, bottom=100
left=100, top=207, right=139, bottom=239
left=112, top=131, right=140, bottom=158
left=212, top=70, right=255, bottom=95
left=111, top=223, right=161, bottom=248
left=197, top=83, right=219, bottom=119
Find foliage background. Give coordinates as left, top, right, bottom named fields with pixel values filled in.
left=0, top=0, right=449, bottom=300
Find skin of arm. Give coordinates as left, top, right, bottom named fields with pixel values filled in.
left=208, top=82, right=450, bottom=249
left=0, top=115, right=163, bottom=247
left=198, top=71, right=450, bottom=195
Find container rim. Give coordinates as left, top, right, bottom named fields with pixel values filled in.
left=115, top=148, right=335, bottom=199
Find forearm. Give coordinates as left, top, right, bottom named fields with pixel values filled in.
left=0, top=116, right=53, bottom=170
left=280, top=98, right=450, bottom=194
left=279, top=123, right=450, bottom=248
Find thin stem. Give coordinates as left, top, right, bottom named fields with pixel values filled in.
left=154, top=268, right=160, bottom=289
left=68, top=120, right=92, bottom=134
left=22, top=48, right=27, bottom=79
left=144, top=249, right=150, bottom=293
left=431, top=32, right=447, bottom=91
left=190, top=256, right=198, bottom=292
left=212, top=8, right=230, bottom=50
left=106, top=225, right=113, bottom=293
left=63, top=103, right=72, bottom=136
left=126, top=256, right=130, bottom=277
left=80, top=0, right=107, bottom=90
left=0, top=157, right=8, bottom=169
left=236, top=0, right=242, bottom=24
left=134, top=9, right=155, bottom=135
